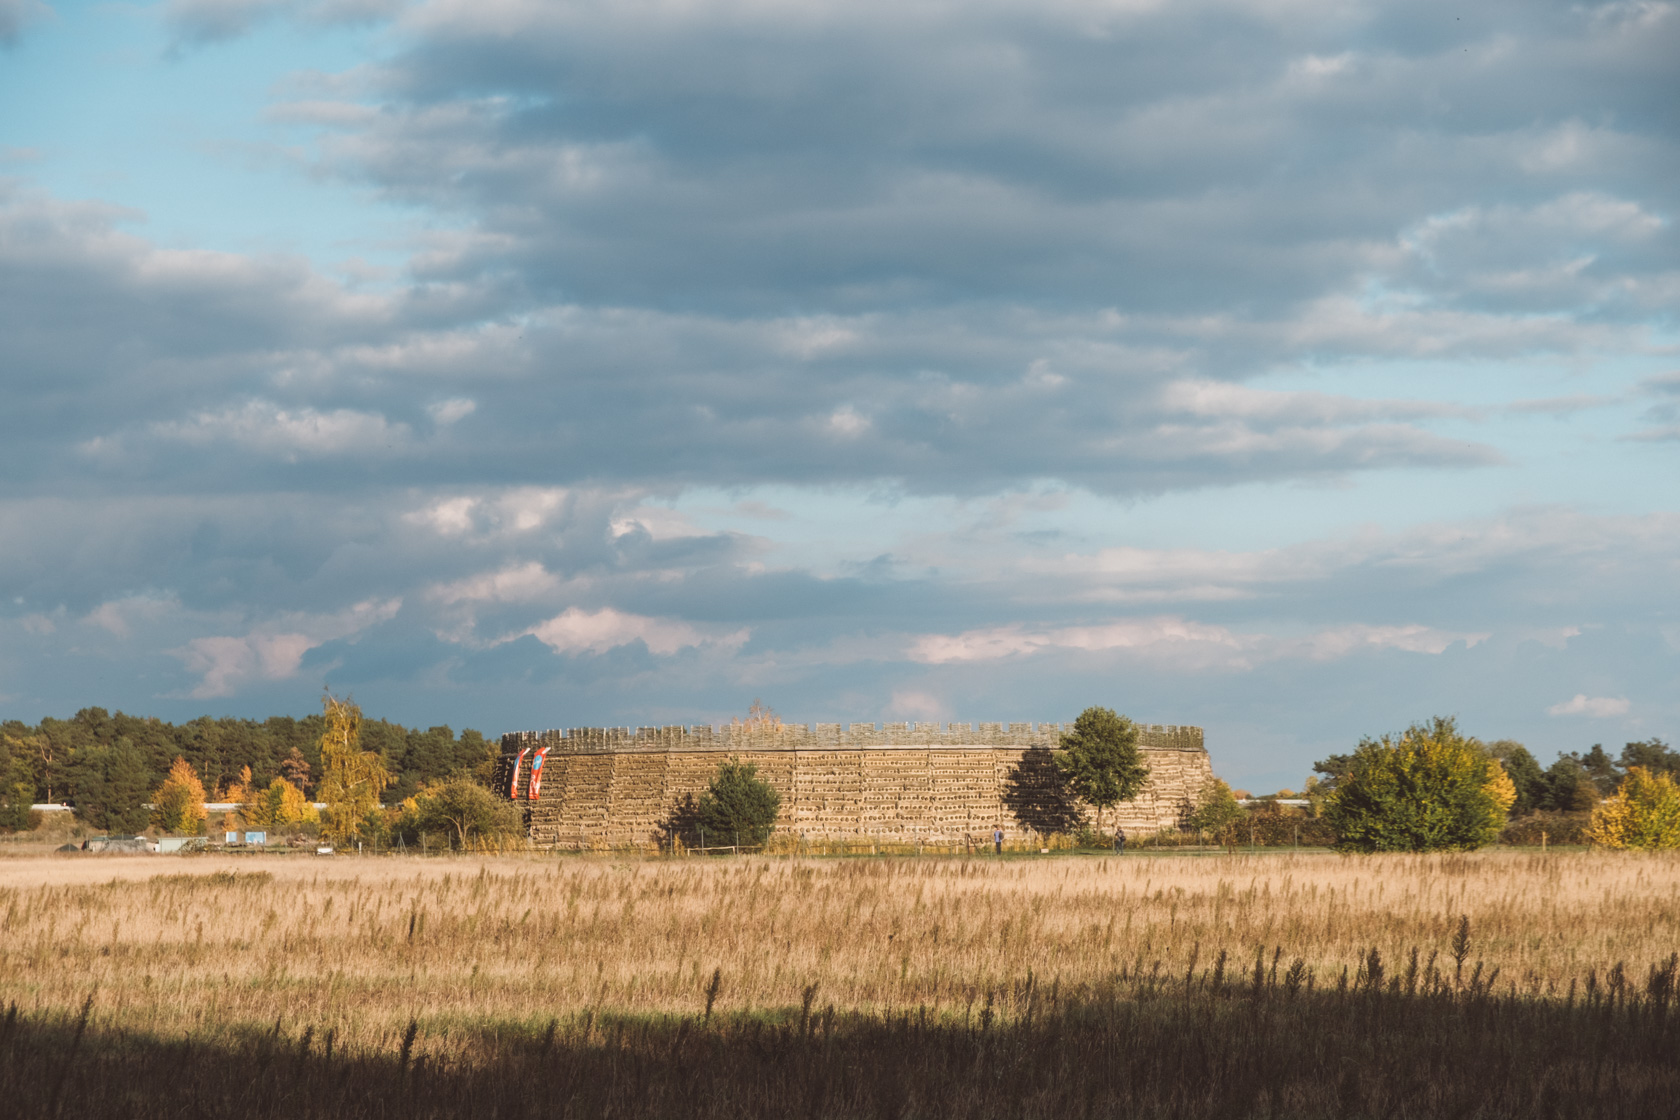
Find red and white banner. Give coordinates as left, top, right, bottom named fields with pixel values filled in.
left=509, top=747, right=530, bottom=798
left=528, top=746, right=550, bottom=800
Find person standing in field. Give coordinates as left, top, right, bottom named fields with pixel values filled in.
left=1113, top=826, right=1126, bottom=853
left=994, top=827, right=1003, bottom=854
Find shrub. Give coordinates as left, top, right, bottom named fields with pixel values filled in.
left=1498, top=811, right=1592, bottom=847
left=1323, top=717, right=1513, bottom=852
left=151, top=757, right=209, bottom=835
left=695, top=759, right=782, bottom=848
left=394, top=777, right=522, bottom=849
left=1586, top=767, right=1680, bottom=850
left=1184, top=777, right=1244, bottom=841
left=0, top=782, right=40, bottom=833
left=1243, top=802, right=1336, bottom=847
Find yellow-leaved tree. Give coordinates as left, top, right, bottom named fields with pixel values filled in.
left=731, top=699, right=782, bottom=731
left=316, top=693, right=390, bottom=847
left=151, top=757, right=208, bottom=834
left=1586, top=767, right=1680, bottom=850
left=245, top=777, right=319, bottom=828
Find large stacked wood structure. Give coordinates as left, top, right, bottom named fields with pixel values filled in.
left=499, top=720, right=1212, bottom=849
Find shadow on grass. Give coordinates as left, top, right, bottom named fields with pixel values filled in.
left=4, top=970, right=1680, bottom=1119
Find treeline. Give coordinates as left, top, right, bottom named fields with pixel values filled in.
left=1484, top=739, right=1679, bottom=814
left=1313, top=735, right=1677, bottom=815
left=1174, top=727, right=1679, bottom=852
left=0, top=707, right=497, bottom=827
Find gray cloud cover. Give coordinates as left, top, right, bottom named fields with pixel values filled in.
left=1, top=0, right=1676, bottom=785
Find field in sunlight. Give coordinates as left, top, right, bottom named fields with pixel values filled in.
left=2, top=849, right=1677, bottom=1118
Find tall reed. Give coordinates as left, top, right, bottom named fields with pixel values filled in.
left=1, top=849, right=1677, bottom=1116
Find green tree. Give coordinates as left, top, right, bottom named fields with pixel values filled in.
left=1053, top=706, right=1149, bottom=834
left=1185, top=776, right=1245, bottom=841
left=72, top=738, right=152, bottom=834
left=1487, top=741, right=1545, bottom=816
left=316, top=694, right=391, bottom=847
left=465, top=730, right=502, bottom=788
left=1539, top=756, right=1599, bottom=812
left=1618, top=739, right=1680, bottom=780
left=1322, top=718, right=1514, bottom=853
left=0, top=732, right=37, bottom=832
left=1586, top=767, right=1680, bottom=850
left=695, top=759, right=782, bottom=848
left=1564, top=744, right=1621, bottom=797
left=397, top=777, right=520, bottom=849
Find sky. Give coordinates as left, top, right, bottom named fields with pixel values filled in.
left=0, top=0, right=1675, bottom=791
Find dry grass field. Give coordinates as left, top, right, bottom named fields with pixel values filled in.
left=3, top=848, right=1679, bottom=1117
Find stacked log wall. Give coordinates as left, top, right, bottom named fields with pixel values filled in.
left=502, top=721, right=1212, bottom=849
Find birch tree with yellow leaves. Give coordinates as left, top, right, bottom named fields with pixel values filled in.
left=316, top=693, right=390, bottom=847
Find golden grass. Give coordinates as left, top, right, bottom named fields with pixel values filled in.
left=4, top=847, right=1678, bottom=1052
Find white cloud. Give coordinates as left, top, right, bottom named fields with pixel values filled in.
left=427, top=397, right=477, bottom=425
left=408, top=495, right=480, bottom=536
left=173, top=597, right=401, bottom=698
left=83, top=594, right=181, bottom=639
left=909, top=617, right=1489, bottom=669
left=404, top=488, right=579, bottom=538
left=1546, top=694, right=1631, bottom=718
left=1157, top=379, right=1466, bottom=426
left=909, top=617, right=1247, bottom=667
left=178, top=633, right=317, bottom=698
left=827, top=406, right=870, bottom=438
left=523, top=606, right=745, bottom=657
left=20, top=612, right=58, bottom=636
left=428, top=561, right=559, bottom=605
left=1288, top=624, right=1489, bottom=661
left=609, top=506, right=709, bottom=541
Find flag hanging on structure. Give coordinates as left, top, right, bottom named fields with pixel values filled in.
left=528, top=746, right=550, bottom=800
left=509, top=747, right=530, bottom=798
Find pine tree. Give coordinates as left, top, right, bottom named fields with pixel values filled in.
left=102, top=739, right=152, bottom=835
left=696, top=759, right=782, bottom=847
